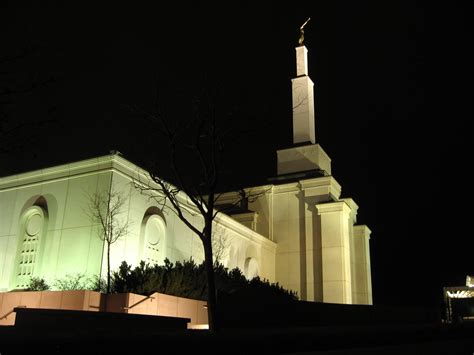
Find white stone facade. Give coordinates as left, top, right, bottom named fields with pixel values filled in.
left=0, top=153, right=372, bottom=305
left=0, top=44, right=373, bottom=305
left=0, top=156, right=276, bottom=293
left=214, top=175, right=372, bottom=304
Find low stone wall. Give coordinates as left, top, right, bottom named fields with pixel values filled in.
left=0, top=290, right=101, bottom=325
left=106, top=292, right=208, bottom=326
left=14, top=307, right=190, bottom=331
left=0, top=291, right=208, bottom=327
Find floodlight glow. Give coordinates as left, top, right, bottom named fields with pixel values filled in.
left=466, top=275, right=474, bottom=287
left=447, top=290, right=474, bottom=298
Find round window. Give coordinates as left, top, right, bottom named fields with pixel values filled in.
left=26, top=213, right=42, bottom=236
left=145, top=218, right=162, bottom=246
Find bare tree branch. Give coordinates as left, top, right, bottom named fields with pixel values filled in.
left=212, top=224, right=233, bottom=265
left=85, top=189, right=130, bottom=293
left=128, top=81, right=267, bottom=333
left=213, top=187, right=272, bottom=219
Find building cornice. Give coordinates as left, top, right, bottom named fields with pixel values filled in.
left=213, top=176, right=341, bottom=199
left=0, top=155, right=118, bottom=190
left=273, top=182, right=300, bottom=194
left=214, top=212, right=276, bottom=252
left=0, top=154, right=276, bottom=250
left=340, top=198, right=359, bottom=223
left=315, top=200, right=352, bottom=215
left=353, top=225, right=372, bottom=239
left=300, top=176, right=341, bottom=199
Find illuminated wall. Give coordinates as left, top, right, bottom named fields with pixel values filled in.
left=0, top=155, right=276, bottom=292
left=0, top=160, right=117, bottom=291
left=0, top=153, right=370, bottom=305
left=214, top=179, right=373, bottom=305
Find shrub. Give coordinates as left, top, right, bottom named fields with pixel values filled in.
left=112, top=259, right=207, bottom=299
left=111, top=259, right=297, bottom=302
left=26, top=277, right=50, bottom=291
left=89, top=275, right=108, bottom=293
left=53, top=273, right=92, bottom=291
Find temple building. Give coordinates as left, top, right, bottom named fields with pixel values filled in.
left=0, top=43, right=373, bottom=305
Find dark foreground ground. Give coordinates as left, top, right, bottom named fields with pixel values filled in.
left=1, top=321, right=473, bottom=354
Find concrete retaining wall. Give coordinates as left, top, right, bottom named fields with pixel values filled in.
left=0, top=290, right=207, bottom=327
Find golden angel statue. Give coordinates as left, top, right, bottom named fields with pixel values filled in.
left=298, top=17, right=311, bottom=46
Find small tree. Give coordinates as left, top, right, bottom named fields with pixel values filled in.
left=87, top=189, right=129, bottom=293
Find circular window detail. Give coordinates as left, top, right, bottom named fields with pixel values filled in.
left=26, top=213, right=42, bottom=236
left=143, top=215, right=165, bottom=266
left=145, top=218, right=162, bottom=247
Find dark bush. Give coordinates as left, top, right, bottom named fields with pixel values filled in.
left=26, top=277, right=50, bottom=291
left=111, top=259, right=297, bottom=302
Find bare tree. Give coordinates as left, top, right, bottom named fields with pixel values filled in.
left=86, top=189, right=130, bottom=294
left=136, top=119, right=221, bottom=330
left=130, top=79, right=274, bottom=332
left=128, top=82, right=235, bottom=332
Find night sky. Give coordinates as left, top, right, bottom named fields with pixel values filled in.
left=1, top=2, right=473, bottom=308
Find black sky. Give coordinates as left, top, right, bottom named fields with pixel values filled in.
left=1, top=2, right=473, bottom=308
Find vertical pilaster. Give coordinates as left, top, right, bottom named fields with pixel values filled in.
left=316, top=201, right=352, bottom=304
left=352, top=225, right=372, bottom=304
left=303, top=201, right=324, bottom=302
left=304, top=203, right=315, bottom=301
left=341, top=198, right=359, bottom=303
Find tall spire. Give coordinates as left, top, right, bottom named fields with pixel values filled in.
left=292, top=18, right=316, bottom=144
left=276, top=21, right=332, bottom=177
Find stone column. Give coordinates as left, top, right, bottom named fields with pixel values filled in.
left=316, top=201, right=352, bottom=304
left=352, top=225, right=373, bottom=304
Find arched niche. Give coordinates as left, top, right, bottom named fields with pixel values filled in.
left=139, top=207, right=167, bottom=266
left=11, top=202, right=49, bottom=289
left=243, top=244, right=260, bottom=280
left=244, top=257, right=259, bottom=280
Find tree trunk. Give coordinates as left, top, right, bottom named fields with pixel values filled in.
left=203, top=225, right=218, bottom=333
left=107, top=242, right=111, bottom=294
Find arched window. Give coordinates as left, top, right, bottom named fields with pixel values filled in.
left=13, top=205, right=48, bottom=289
left=140, top=213, right=166, bottom=266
